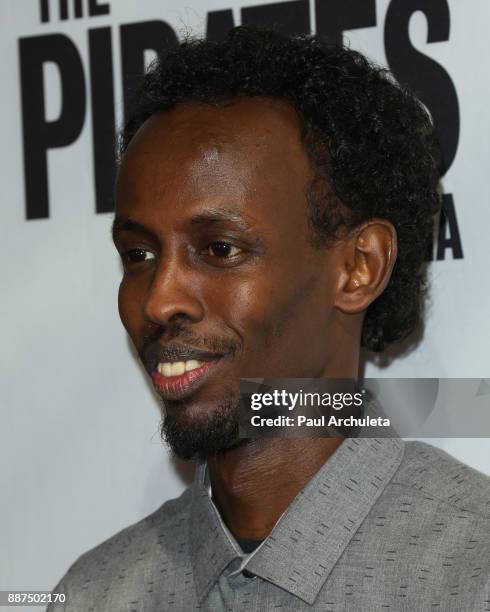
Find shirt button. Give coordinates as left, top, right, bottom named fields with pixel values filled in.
left=242, top=569, right=255, bottom=578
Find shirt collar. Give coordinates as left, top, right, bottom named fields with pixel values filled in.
left=189, top=459, right=243, bottom=603
left=189, top=412, right=404, bottom=605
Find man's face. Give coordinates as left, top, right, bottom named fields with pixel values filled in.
left=114, top=97, right=345, bottom=459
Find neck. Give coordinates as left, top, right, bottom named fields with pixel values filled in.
left=207, top=436, right=344, bottom=540
left=208, top=349, right=360, bottom=541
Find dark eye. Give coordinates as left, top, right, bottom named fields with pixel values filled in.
left=205, top=241, right=242, bottom=258
left=122, top=249, right=155, bottom=265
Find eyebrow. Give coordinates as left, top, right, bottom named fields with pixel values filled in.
left=111, top=217, right=154, bottom=242
left=111, top=207, right=254, bottom=242
left=188, top=207, right=254, bottom=231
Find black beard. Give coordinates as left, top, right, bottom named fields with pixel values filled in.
left=160, top=392, right=242, bottom=460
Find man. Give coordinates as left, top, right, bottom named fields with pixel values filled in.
left=49, top=27, right=489, bottom=611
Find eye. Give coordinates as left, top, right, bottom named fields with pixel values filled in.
left=205, top=241, right=243, bottom=258
left=121, top=248, right=155, bottom=265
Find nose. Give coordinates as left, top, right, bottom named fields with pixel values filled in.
left=142, top=257, right=205, bottom=327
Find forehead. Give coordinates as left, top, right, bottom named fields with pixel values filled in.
left=116, top=97, right=312, bottom=227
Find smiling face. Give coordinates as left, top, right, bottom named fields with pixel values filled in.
left=113, top=97, right=363, bottom=459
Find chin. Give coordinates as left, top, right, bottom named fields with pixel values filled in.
left=160, top=392, right=241, bottom=460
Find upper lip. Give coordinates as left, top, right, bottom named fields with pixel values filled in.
left=158, top=345, right=222, bottom=362
left=144, top=343, right=223, bottom=372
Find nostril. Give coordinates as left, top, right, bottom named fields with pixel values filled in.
left=142, top=294, right=204, bottom=328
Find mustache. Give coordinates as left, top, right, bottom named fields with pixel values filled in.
left=138, top=324, right=241, bottom=372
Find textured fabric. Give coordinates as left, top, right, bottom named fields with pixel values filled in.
left=48, top=437, right=490, bottom=611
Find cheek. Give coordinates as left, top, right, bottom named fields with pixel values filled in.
left=231, top=267, right=333, bottom=374
left=118, top=278, right=144, bottom=342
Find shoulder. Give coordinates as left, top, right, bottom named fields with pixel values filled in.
left=346, top=442, right=489, bottom=611
left=392, top=441, right=490, bottom=517
left=74, top=485, right=191, bottom=569
left=48, top=486, right=193, bottom=610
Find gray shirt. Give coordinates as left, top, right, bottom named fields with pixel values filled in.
left=48, top=437, right=490, bottom=611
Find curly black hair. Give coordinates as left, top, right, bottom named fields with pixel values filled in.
left=120, top=26, right=442, bottom=353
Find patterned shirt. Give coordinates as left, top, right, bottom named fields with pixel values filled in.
left=49, top=435, right=489, bottom=611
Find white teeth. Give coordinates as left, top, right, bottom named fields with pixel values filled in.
left=157, top=360, right=203, bottom=377
left=185, top=360, right=200, bottom=372
left=171, top=362, right=186, bottom=376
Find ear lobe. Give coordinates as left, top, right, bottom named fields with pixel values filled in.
left=335, top=220, right=397, bottom=315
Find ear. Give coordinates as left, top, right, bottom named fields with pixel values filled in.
left=334, top=220, right=397, bottom=315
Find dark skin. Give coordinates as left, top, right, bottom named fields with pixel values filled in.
left=113, top=97, right=397, bottom=540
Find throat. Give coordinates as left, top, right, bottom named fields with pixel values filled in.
left=208, top=437, right=344, bottom=540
